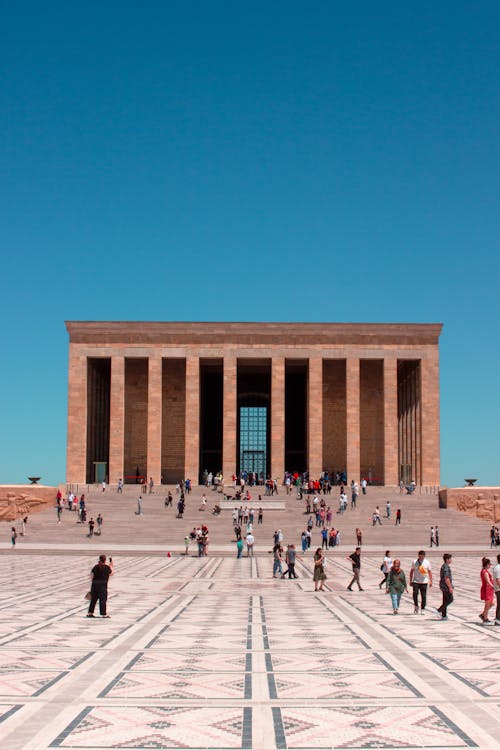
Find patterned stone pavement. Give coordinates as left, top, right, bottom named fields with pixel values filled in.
left=0, top=552, right=499, bottom=749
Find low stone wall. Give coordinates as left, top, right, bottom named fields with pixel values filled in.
left=0, top=485, right=57, bottom=522
left=439, top=487, right=500, bottom=522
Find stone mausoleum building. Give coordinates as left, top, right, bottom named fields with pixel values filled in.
left=65, top=321, right=442, bottom=487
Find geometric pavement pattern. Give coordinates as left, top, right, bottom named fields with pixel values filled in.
left=0, top=553, right=499, bottom=748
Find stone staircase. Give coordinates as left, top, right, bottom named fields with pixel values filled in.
left=9, top=484, right=494, bottom=553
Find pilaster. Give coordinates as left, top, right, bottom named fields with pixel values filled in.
left=383, top=358, right=399, bottom=486
left=420, top=354, right=440, bottom=485
left=109, top=356, right=125, bottom=485
left=346, top=358, right=360, bottom=483
left=184, top=356, right=200, bottom=483
left=308, top=357, right=323, bottom=478
left=271, top=357, right=285, bottom=480
left=147, top=356, right=162, bottom=486
left=223, top=357, right=237, bottom=480
left=66, top=351, right=87, bottom=485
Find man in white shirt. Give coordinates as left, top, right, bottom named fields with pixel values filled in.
left=246, top=532, right=255, bottom=557
left=493, top=553, right=500, bottom=626
left=409, top=550, right=433, bottom=614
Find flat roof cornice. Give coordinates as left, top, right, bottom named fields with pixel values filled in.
left=65, top=321, right=443, bottom=346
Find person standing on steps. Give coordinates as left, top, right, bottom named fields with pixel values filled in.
left=409, top=550, right=432, bottom=614
left=395, top=508, right=402, bottom=525
left=437, top=553, right=453, bottom=620
left=347, top=547, right=364, bottom=591
left=87, top=554, right=113, bottom=618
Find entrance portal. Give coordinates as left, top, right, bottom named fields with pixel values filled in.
left=239, top=406, right=267, bottom=476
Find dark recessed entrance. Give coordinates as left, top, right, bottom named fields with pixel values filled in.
left=199, top=359, right=223, bottom=479
left=285, top=360, right=307, bottom=473
left=86, top=358, right=111, bottom=484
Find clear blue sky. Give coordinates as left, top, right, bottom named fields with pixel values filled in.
left=1, top=2, right=498, bottom=487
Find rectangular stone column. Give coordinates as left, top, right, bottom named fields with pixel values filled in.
left=223, top=357, right=237, bottom=480
left=109, top=356, right=125, bottom=486
left=420, top=354, right=440, bottom=486
left=308, top=357, right=323, bottom=478
left=147, top=356, right=162, bottom=487
left=346, top=357, right=360, bottom=483
left=271, top=357, right=285, bottom=480
left=66, top=351, right=87, bottom=485
left=184, top=356, right=200, bottom=484
left=383, top=358, right=399, bottom=486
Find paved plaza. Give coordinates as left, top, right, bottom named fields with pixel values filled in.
left=1, top=524, right=500, bottom=749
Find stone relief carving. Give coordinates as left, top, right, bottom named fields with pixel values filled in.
left=0, top=493, right=50, bottom=521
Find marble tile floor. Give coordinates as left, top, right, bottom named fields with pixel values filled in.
left=0, top=553, right=499, bottom=749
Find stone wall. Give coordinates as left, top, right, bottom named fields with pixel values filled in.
left=0, top=485, right=56, bottom=522
left=439, top=487, right=500, bottom=522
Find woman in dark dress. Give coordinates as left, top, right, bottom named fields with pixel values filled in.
left=313, top=548, right=327, bottom=591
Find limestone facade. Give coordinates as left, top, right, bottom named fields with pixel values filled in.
left=65, top=321, right=442, bottom=486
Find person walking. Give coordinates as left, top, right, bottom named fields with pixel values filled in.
left=430, top=526, right=436, bottom=547
left=136, top=496, right=143, bottom=515
left=321, top=527, right=328, bottom=550
left=258, top=507, right=263, bottom=524
left=88, top=517, right=95, bottom=537
left=313, top=547, right=327, bottom=591
left=96, top=513, right=103, bottom=535
left=386, top=560, right=408, bottom=614
left=347, top=547, right=363, bottom=591
left=11, top=527, right=17, bottom=547
left=356, top=528, right=362, bottom=546
left=479, top=557, right=495, bottom=624
left=493, top=553, right=500, bottom=626
left=437, top=553, right=453, bottom=620
left=272, top=543, right=283, bottom=577
left=435, top=526, right=440, bottom=547
left=301, top=531, right=308, bottom=553
left=379, top=550, right=392, bottom=589
left=284, top=544, right=300, bottom=579
left=21, top=516, right=28, bottom=536
left=395, top=508, right=402, bottom=525
left=361, top=478, right=367, bottom=495
left=385, top=500, right=391, bottom=519
left=236, top=537, right=244, bottom=558
left=409, top=550, right=433, bottom=614
left=87, top=554, right=113, bottom=618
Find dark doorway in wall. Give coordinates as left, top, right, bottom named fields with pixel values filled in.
left=398, top=359, right=421, bottom=485
left=199, top=360, right=223, bottom=479
left=86, top=358, right=111, bottom=483
left=285, top=360, right=307, bottom=474
left=124, top=358, right=148, bottom=483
